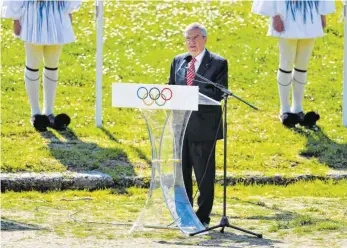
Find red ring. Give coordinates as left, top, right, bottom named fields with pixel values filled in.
left=161, top=88, right=172, bottom=101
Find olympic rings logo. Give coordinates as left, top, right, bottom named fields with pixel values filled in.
left=137, top=87, right=173, bottom=106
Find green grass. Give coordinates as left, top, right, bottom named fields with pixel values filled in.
left=1, top=1, right=346, bottom=177
left=1, top=180, right=346, bottom=246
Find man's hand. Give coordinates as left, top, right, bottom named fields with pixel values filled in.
left=273, top=15, right=284, bottom=33
left=321, top=15, right=326, bottom=29
left=14, top=20, right=21, bottom=36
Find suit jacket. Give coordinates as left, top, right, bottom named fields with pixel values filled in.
left=168, top=49, right=228, bottom=141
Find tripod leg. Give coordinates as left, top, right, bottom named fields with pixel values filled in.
left=189, top=224, right=223, bottom=236
left=220, top=226, right=225, bottom=233
left=227, top=224, right=262, bottom=238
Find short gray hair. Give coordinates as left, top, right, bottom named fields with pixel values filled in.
left=183, top=23, right=207, bottom=38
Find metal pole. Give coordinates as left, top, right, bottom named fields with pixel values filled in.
left=96, top=0, right=104, bottom=127
left=343, top=1, right=347, bottom=127
left=223, top=96, right=227, bottom=217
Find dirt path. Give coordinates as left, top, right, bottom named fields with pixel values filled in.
left=0, top=230, right=285, bottom=248
left=2, top=227, right=347, bottom=248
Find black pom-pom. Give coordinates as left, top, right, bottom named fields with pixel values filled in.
left=54, top=113, right=71, bottom=131
left=302, top=111, right=320, bottom=127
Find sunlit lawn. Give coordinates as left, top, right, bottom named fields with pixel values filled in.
left=1, top=1, right=346, bottom=178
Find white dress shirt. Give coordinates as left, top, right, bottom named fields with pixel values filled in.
left=190, top=49, right=206, bottom=72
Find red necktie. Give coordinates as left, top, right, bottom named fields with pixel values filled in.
left=186, top=57, right=197, bottom=86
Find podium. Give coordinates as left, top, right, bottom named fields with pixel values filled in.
left=112, top=83, right=220, bottom=235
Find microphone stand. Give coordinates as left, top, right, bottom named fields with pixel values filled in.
left=188, top=71, right=262, bottom=238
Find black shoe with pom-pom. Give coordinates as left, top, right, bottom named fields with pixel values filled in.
left=296, top=111, right=320, bottom=127
left=47, top=113, right=71, bottom=131
left=30, top=114, right=49, bottom=132
left=279, top=112, right=299, bottom=128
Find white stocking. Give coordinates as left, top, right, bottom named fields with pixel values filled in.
left=24, top=67, right=40, bottom=116
left=42, top=68, right=58, bottom=116
left=292, top=69, right=307, bottom=113
left=277, top=69, right=292, bottom=114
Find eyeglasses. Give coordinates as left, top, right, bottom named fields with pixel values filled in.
left=185, top=34, right=206, bottom=42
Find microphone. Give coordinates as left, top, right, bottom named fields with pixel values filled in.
left=177, top=55, right=192, bottom=74
left=176, top=57, right=213, bottom=86
left=185, top=55, right=192, bottom=63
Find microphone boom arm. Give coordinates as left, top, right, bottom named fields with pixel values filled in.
left=188, top=68, right=259, bottom=111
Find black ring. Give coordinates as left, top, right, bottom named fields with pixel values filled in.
left=149, top=87, right=160, bottom=100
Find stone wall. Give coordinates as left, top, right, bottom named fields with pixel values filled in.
left=1, top=171, right=346, bottom=192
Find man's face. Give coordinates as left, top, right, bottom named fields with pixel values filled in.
left=185, top=29, right=207, bottom=57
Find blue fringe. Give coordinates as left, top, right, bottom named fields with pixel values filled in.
left=286, top=0, right=319, bottom=24
left=23, top=0, right=66, bottom=38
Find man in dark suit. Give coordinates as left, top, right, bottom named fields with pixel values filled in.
left=168, top=23, right=228, bottom=227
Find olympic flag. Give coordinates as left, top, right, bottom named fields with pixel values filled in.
left=112, top=83, right=200, bottom=111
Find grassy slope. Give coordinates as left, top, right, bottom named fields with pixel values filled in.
left=1, top=180, right=347, bottom=246
left=1, top=1, right=346, bottom=177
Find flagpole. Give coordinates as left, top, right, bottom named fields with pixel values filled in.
left=344, top=0, right=347, bottom=127
left=96, top=0, right=104, bottom=127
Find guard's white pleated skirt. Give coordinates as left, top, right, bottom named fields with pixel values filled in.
left=1, top=1, right=81, bottom=45
left=252, top=0, right=335, bottom=39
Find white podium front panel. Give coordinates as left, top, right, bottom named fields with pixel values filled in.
left=111, top=83, right=220, bottom=235
left=112, top=83, right=199, bottom=111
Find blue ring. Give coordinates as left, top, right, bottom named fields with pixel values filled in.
left=137, top=87, right=148, bottom=100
